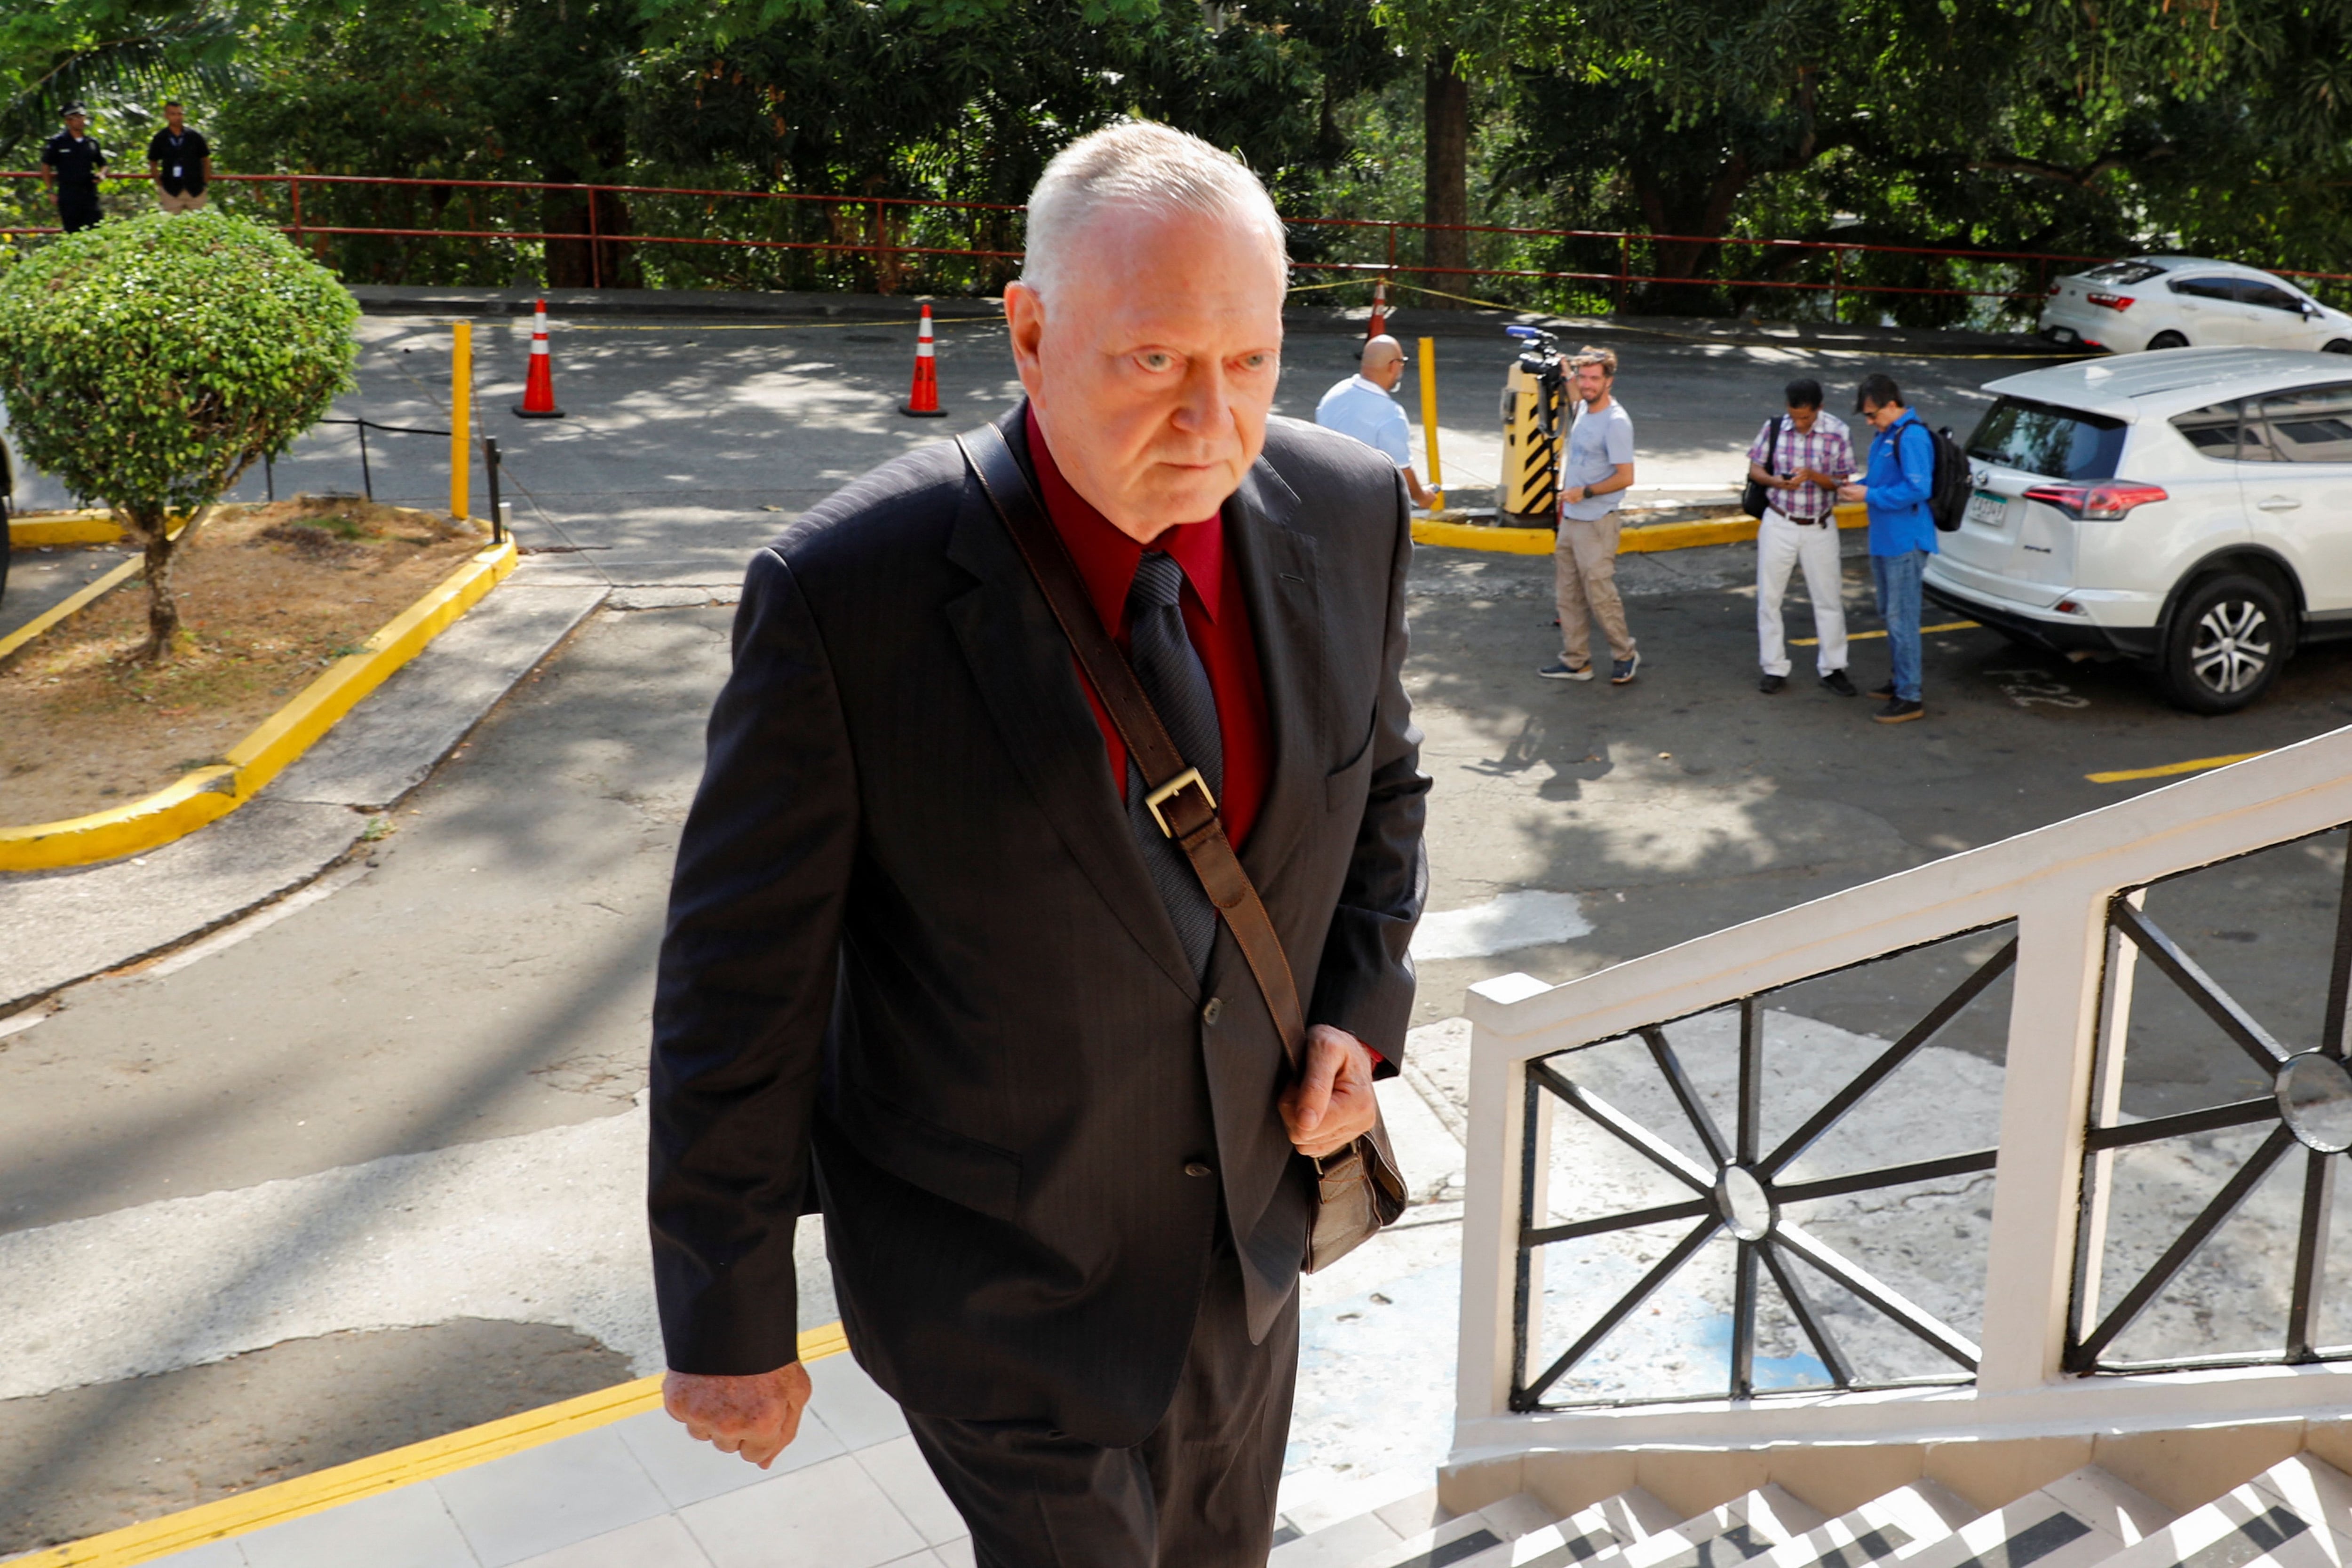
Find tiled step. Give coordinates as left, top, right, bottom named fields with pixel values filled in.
left=1759, top=1479, right=1981, bottom=1568
left=1349, top=1493, right=1569, bottom=1568
left=1272, top=1468, right=1452, bottom=1568
left=1894, top=1467, right=2172, bottom=1568
left=2086, top=1455, right=2352, bottom=1568
left=1594, top=1484, right=1832, bottom=1568
left=1458, top=1485, right=1686, bottom=1567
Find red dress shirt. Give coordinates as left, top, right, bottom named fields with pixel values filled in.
left=1022, top=412, right=1382, bottom=1067
left=1023, top=408, right=1272, bottom=850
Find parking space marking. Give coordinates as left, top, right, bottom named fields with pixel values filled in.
left=1985, top=666, right=2091, bottom=710
left=2086, top=751, right=2269, bottom=784
left=1792, top=619, right=1977, bottom=646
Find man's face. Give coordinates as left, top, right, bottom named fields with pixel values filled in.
left=1365, top=349, right=1404, bottom=391
left=64, top=114, right=86, bottom=137
left=1788, top=403, right=1820, bottom=434
left=1860, top=399, right=1900, bottom=431
left=165, top=106, right=185, bottom=131
left=1573, top=362, right=1612, bottom=405
left=1007, top=206, right=1285, bottom=542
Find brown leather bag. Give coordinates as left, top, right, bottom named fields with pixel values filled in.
left=957, top=423, right=1408, bottom=1273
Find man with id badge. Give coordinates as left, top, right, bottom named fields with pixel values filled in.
left=147, top=103, right=212, bottom=214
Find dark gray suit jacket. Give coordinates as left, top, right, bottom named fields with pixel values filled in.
left=649, top=404, right=1428, bottom=1447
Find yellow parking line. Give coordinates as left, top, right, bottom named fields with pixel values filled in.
left=1793, top=620, right=1978, bottom=647
left=2086, top=751, right=2268, bottom=785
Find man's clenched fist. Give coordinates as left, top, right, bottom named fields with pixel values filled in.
left=1279, top=1025, right=1380, bottom=1159
left=663, top=1362, right=813, bottom=1468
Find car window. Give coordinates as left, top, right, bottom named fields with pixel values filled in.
left=2171, top=399, right=2281, bottom=462
left=1966, top=396, right=2127, bottom=480
left=2234, top=279, right=2307, bottom=312
left=2257, top=384, right=2352, bottom=462
left=2169, top=276, right=2241, bottom=301
left=2083, top=261, right=2166, bottom=285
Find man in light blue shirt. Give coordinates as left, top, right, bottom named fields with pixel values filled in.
left=1315, top=336, right=1436, bottom=509
left=1540, top=347, right=1639, bottom=684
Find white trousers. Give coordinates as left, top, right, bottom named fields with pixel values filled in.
left=1756, top=508, right=1850, bottom=676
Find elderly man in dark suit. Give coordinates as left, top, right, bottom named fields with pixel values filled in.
left=650, top=119, right=1429, bottom=1566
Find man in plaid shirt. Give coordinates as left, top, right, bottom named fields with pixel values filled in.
left=1746, top=378, right=1858, bottom=696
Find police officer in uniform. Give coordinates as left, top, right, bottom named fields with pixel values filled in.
left=41, top=105, right=109, bottom=234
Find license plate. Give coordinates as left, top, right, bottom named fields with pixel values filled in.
left=1966, top=490, right=2008, bottom=528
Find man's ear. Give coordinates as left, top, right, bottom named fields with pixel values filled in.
left=1004, top=281, right=1048, bottom=401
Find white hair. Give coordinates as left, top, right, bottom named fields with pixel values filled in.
left=1020, top=120, right=1288, bottom=302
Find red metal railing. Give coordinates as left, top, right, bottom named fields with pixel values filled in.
left=8, top=169, right=2350, bottom=313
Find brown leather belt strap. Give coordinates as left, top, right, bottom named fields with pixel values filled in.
left=957, top=423, right=1309, bottom=1071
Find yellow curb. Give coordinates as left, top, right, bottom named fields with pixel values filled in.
left=0, top=553, right=145, bottom=665
left=0, top=535, right=517, bottom=871
left=1411, top=517, right=1554, bottom=554
left=1413, top=502, right=1867, bottom=556
left=15, top=1322, right=852, bottom=1568
left=8, top=510, right=125, bottom=547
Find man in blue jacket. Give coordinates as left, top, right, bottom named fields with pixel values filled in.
left=1838, top=373, right=1936, bottom=723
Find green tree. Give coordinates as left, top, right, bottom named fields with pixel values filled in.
left=1369, top=0, right=1518, bottom=304
left=0, top=210, right=358, bottom=658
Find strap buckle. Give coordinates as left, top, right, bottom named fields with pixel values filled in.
left=1144, top=767, right=1217, bottom=838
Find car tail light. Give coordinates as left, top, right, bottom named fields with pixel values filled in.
left=2023, top=481, right=2169, bottom=520
left=2086, top=293, right=2135, bottom=310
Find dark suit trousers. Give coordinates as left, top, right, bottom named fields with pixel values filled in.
left=903, top=1232, right=1300, bottom=1568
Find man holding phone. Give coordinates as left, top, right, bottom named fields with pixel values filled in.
left=1747, top=377, right=1857, bottom=696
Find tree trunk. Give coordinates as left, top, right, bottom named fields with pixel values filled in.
left=1422, top=54, right=1470, bottom=310
left=133, top=507, right=180, bottom=662
left=542, top=188, right=635, bottom=289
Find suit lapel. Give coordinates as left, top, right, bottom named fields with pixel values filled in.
left=1225, top=456, right=1325, bottom=896
left=944, top=412, right=1199, bottom=997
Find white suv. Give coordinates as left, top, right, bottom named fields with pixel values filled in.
left=1923, top=348, right=2352, bottom=713
left=2041, top=256, right=2352, bottom=356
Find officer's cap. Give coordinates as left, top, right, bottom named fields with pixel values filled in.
left=61, top=103, right=88, bottom=118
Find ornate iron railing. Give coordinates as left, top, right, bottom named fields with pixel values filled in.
left=2068, top=830, right=2352, bottom=1374
left=1455, top=727, right=2352, bottom=1463
left=1513, top=934, right=2018, bottom=1410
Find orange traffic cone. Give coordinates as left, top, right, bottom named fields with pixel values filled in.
left=900, top=303, right=946, bottom=418
left=1367, top=277, right=1389, bottom=338
left=513, top=299, right=565, bottom=419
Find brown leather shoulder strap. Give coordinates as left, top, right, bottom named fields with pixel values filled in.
left=957, top=421, right=1308, bottom=1069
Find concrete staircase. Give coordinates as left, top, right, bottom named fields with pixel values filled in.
left=1267, top=1456, right=2352, bottom=1568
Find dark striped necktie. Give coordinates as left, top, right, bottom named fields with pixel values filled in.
left=1122, top=550, right=1224, bottom=979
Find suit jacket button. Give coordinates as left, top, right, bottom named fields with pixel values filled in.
left=1201, top=998, right=1224, bottom=1025
left=1184, top=1160, right=1214, bottom=1178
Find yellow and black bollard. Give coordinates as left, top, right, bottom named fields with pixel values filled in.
left=1499, top=325, right=1564, bottom=528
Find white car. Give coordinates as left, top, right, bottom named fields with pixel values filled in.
left=2040, top=256, right=2352, bottom=356
left=1923, top=348, right=2352, bottom=713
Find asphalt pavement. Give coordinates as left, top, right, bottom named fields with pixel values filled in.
left=6, top=302, right=2351, bottom=1554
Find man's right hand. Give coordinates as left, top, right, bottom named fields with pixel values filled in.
left=663, top=1362, right=813, bottom=1469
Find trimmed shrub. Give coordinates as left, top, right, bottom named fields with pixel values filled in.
left=0, top=211, right=358, bottom=658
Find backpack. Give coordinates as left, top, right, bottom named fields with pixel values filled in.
left=1911, top=419, right=1970, bottom=533
left=1740, top=416, right=1780, bottom=521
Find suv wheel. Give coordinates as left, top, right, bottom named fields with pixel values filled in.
left=2147, top=330, right=2190, bottom=350
left=2327, top=339, right=2352, bottom=355
left=2162, top=573, right=2287, bottom=713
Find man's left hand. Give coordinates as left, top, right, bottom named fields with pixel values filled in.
left=1280, top=1025, right=1379, bottom=1158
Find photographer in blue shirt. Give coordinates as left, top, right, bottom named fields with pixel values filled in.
left=1838, top=373, right=1937, bottom=724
